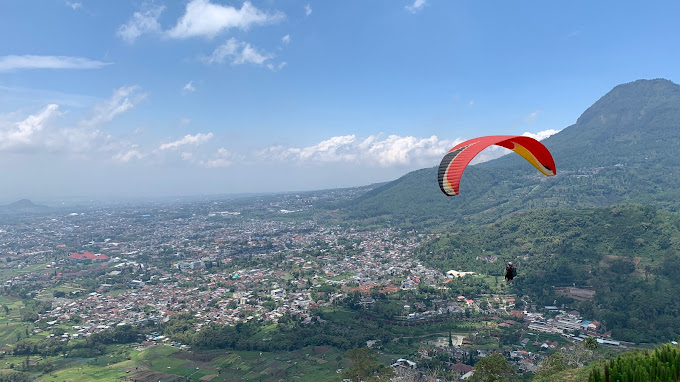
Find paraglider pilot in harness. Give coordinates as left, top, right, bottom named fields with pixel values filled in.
left=505, top=261, right=517, bottom=282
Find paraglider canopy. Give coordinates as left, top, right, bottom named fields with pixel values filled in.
left=438, top=135, right=556, bottom=196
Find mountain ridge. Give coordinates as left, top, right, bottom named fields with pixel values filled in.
left=343, top=78, right=680, bottom=228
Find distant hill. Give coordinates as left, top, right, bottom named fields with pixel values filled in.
left=344, top=79, right=680, bottom=228
left=0, top=199, right=50, bottom=214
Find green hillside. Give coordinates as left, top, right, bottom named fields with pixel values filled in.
left=343, top=79, right=680, bottom=229
left=589, top=343, right=680, bottom=382
left=416, top=204, right=680, bottom=343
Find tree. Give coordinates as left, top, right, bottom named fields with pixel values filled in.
left=535, top=353, right=568, bottom=380
left=343, top=347, right=393, bottom=382
left=560, top=341, right=600, bottom=368
left=468, top=353, right=513, bottom=382
left=583, top=336, right=599, bottom=350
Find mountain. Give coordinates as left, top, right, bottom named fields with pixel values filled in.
left=0, top=199, right=50, bottom=214
left=343, top=79, right=680, bottom=228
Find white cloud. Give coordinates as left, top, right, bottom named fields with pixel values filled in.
left=200, top=147, right=235, bottom=168
left=117, top=6, right=165, bottom=43
left=525, top=110, right=540, bottom=122
left=183, top=81, right=196, bottom=92
left=0, top=85, right=151, bottom=158
left=261, top=134, right=457, bottom=167
left=113, top=149, right=143, bottom=163
left=65, top=1, right=82, bottom=10
left=167, top=0, right=284, bottom=39
left=206, top=38, right=272, bottom=65
left=406, top=0, right=427, bottom=13
left=0, top=55, right=111, bottom=72
left=84, top=85, right=146, bottom=126
left=0, top=104, right=59, bottom=150
left=259, top=130, right=562, bottom=169
left=522, top=129, right=560, bottom=141
left=234, top=43, right=270, bottom=64
left=304, top=4, right=312, bottom=16
left=178, top=146, right=239, bottom=168
left=267, top=62, right=287, bottom=71
left=282, top=34, right=291, bottom=44
left=468, top=100, right=475, bottom=106
left=159, top=133, right=213, bottom=150
left=206, top=38, right=239, bottom=63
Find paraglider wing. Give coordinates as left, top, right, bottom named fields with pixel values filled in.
left=437, top=135, right=556, bottom=196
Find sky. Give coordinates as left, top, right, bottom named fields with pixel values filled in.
left=1, top=0, right=680, bottom=203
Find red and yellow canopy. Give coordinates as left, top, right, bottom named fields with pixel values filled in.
left=438, top=135, right=556, bottom=196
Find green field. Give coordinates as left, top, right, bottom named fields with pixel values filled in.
left=0, top=263, right=51, bottom=283
left=0, top=343, right=347, bottom=382
left=0, top=297, right=28, bottom=349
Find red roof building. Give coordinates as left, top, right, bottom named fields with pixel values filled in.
left=69, top=251, right=109, bottom=261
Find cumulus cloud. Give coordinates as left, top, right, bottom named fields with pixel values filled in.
left=406, top=0, right=427, bottom=13
left=259, top=129, right=562, bottom=169
left=84, top=85, right=146, bottom=126
left=113, top=148, right=144, bottom=163
left=200, top=147, right=235, bottom=168
left=158, top=133, right=213, bottom=150
left=522, top=129, right=560, bottom=141
left=0, top=105, right=107, bottom=155
left=304, top=4, right=312, bottom=16
left=167, top=0, right=284, bottom=39
left=0, top=55, right=111, bottom=72
left=117, top=6, right=165, bottom=43
left=206, top=38, right=272, bottom=65
left=0, top=85, right=151, bottom=159
left=183, top=81, right=196, bottom=92
left=177, top=147, right=240, bottom=168
left=261, top=134, right=457, bottom=167
left=0, top=104, right=59, bottom=150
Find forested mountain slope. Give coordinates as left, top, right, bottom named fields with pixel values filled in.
left=416, top=204, right=680, bottom=343
left=344, top=79, right=680, bottom=229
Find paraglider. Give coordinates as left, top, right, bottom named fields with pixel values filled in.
left=505, top=261, right=517, bottom=282
left=437, top=135, right=556, bottom=196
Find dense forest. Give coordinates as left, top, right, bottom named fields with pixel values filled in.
left=589, top=344, right=680, bottom=382
left=416, top=204, right=680, bottom=343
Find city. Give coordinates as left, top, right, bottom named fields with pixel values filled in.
left=0, top=191, right=625, bottom=381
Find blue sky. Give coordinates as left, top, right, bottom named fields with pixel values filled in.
left=1, top=0, right=679, bottom=202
